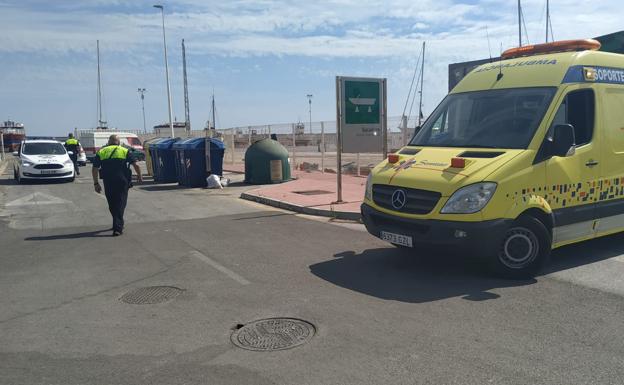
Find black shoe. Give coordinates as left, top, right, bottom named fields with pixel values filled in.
left=112, top=230, right=122, bottom=236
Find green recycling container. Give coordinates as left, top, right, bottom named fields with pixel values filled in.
left=244, top=138, right=291, bottom=184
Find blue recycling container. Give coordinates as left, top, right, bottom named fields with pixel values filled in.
left=171, top=137, right=226, bottom=187
left=152, top=137, right=179, bottom=183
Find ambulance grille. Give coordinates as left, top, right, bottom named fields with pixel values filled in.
left=372, top=184, right=441, bottom=215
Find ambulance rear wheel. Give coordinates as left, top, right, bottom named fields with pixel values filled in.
left=491, top=216, right=551, bottom=279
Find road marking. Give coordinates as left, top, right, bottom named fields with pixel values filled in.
left=0, top=160, right=9, bottom=176
left=6, top=192, right=71, bottom=207
left=189, top=250, right=250, bottom=285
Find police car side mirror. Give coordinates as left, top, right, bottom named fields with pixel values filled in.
left=67, top=151, right=74, bottom=155
left=552, top=124, right=576, bottom=157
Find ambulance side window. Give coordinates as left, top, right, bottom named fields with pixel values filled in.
left=549, top=89, right=595, bottom=147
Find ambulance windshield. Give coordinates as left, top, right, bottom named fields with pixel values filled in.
left=410, top=87, right=556, bottom=149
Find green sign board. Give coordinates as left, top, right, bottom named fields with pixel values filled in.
left=344, top=80, right=381, bottom=125
left=337, top=76, right=386, bottom=154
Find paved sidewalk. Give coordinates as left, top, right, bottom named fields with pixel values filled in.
left=240, top=170, right=365, bottom=220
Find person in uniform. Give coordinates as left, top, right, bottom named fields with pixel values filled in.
left=91, top=134, right=142, bottom=236
left=64, top=133, right=80, bottom=176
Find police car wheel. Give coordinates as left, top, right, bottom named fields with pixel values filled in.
left=492, top=216, right=551, bottom=279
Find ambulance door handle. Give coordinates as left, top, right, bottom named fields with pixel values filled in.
left=585, top=160, right=599, bottom=167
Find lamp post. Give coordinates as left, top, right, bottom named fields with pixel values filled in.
left=153, top=4, right=174, bottom=138
left=137, top=88, right=147, bottom=133
left=306, top=94, right=313, bottom=134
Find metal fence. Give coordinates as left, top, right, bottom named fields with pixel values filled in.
left=214, top=116, right=418, bottom=175
left=136, top=116, right=420, bottom=175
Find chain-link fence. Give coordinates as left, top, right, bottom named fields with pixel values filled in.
left=214, top=116, right=419, bottom=175
left=136, top=116, right=420, bottom=175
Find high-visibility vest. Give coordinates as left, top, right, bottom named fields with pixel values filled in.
left=65, top=138, right=78, bottom=146
left=96, top=145, right=129, bottom=160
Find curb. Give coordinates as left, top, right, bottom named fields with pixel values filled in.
left=240, top=192, right=362, bottom=221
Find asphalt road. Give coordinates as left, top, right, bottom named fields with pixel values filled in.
left=1, top=160, right=624, bottom=385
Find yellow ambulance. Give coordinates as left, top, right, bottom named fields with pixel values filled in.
left=362, top=39, right=624, bottom=277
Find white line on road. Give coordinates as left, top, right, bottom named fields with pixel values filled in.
left=0, top=161, right=9, bottom=176
left=189, top=250, right=250, bottom=285
left=6, top=192, right=72, bottom=207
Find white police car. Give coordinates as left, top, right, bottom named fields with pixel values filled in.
left=13, top=140, right=75, bottom=183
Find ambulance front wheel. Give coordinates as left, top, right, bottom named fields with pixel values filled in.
left=491, top=215, right=551, bottom=279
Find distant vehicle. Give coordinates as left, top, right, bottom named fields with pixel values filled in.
left=121, top=143, right=145, bottom=162
left=77, top=144, right=87, bottom=166
left=1, top=120, right=26, bottom=152
left=13, top=140, right=75, bottom=183
left=78, top=131, right=142, bottom=161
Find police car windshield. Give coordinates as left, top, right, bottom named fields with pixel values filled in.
left=410, top=87, right=556, bottom=149
left=22, top=142, right=67, bottom=155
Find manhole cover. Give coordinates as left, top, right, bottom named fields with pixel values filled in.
left=293, top=190, right=333, bottom=196
left=120, top=286, right=183, bottom=304
left=231, top=318, right=316, bottom=351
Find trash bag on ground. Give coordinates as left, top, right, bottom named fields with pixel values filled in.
left=206, top=174, right=223, bottom=189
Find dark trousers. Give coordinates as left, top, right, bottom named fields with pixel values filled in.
left=69, top=154, right=79, bottom=175
left=104, top=182, right=128, bottom=232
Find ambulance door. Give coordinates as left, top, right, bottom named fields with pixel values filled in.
left=595, top=86, right=624, bottom=234
left=542, top=87, right=601, bottom=244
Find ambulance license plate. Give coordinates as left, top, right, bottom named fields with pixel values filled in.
left=380, top=231, right=413, bottom=247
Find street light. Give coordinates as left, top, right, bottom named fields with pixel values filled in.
left=153, top=4, right=174, bottom=138
left=137, top=88, right=147, bottom=134
left=306, top=94, right=313, bottom=134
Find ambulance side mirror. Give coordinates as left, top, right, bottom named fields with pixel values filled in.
left=12, top=151, right=18, bottom=156
left=552, top=124, right=576, bottom=157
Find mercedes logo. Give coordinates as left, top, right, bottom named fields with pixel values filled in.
left=391, top=189, right=407, bottom=210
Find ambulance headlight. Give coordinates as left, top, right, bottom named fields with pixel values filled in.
left=365, top=173, right=373, bottom=201
left=441, top=182, right=497, bottom=214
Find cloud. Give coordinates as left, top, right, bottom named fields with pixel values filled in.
left=2, top=0, right=624, bottom=133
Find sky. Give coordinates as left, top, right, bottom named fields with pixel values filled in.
left=1, top=0, right=622, bottom=136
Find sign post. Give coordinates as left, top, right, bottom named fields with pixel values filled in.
left=335, top=76, right=387, bottom=203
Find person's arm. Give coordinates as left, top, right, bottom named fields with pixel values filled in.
left=92, top=156, right=102, bottom=193
left=131, top=161, right=143, bottom=183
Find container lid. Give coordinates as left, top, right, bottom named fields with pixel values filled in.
left=153, top=137, right=179, bottom=149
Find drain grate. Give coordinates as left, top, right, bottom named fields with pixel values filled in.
left=120, top=286, right=183, bottom=305
left=293, top=190, right=333, bottom=196
left=231, top=318, right=316, bottom=351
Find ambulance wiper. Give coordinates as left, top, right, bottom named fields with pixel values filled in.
left=462, top=144, right=499, bottom=148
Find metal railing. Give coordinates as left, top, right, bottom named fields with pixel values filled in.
left=213, top=116, right=419, bottom=175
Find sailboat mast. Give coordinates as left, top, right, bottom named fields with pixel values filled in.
left=97, top=40, right=102, bottom=128
left=518, top=0, right=522, bottom=46
left=417, top=42, right=425, bottom=127
left=211, top=94, right=216, bottom=130
left=182, top=39, right=191, bottom=132
left=546, top=0, right=550, bottom=42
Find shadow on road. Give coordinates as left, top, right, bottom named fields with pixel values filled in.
left=309, top=248, right=534, bottom=303
left=139, top=184, right=182, bottom=192
left=542, top=232, right=624, bottom=274
left=311, top=232, right=624, bottom=303
left=24, top=229, right=112, bottom=241
left=0, top=178, right=17, bottom=185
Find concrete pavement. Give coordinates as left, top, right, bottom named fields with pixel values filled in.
left=2, top=164, right=624, bottom=385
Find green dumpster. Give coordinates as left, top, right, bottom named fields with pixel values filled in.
left=244, top=138, right=291, bottom=184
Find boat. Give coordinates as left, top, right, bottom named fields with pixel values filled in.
left=1, top=120, right=26, bottom=151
